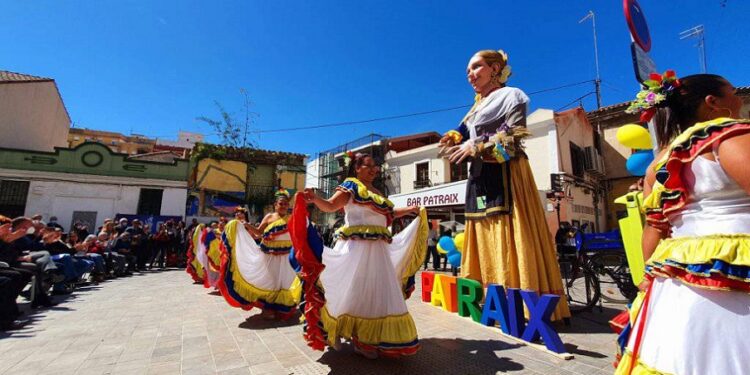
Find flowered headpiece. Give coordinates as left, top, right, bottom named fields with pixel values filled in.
left=495, top=49, right=512, bottom=85
left=343, top=150, right=356, bottom=168
left=234, top=206, right=248, bottom=214
left=274, top=188, right=290, bottom=200
left=626, top=70, right=681, bottom=122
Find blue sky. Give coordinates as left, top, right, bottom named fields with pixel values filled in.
left=2, top=1, right=747, bottom=157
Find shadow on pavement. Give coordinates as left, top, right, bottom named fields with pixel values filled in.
left=318, top=337, right=524, bottom=374
left=237, top=312, right=302, bottom=330
left=559, top=305, right=622, bottom=335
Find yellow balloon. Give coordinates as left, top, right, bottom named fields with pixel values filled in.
left=436, top=243, right=447, bottom=255
left=454, top=232, right=465, bottom=253
left=616, top=124, right=652, bottom=150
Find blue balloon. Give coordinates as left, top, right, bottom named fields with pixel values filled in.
left=438, top=236, right=457, bottom=253
left=447, top=251, right=462, bottom=268
left=626, top=149, right=654, bottom=176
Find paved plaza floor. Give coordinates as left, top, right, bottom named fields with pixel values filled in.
left=0, top=269, right=621, bottom=375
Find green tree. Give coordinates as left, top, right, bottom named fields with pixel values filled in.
left=195, top=88, right=257, bottom=148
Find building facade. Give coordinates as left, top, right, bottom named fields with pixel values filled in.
left=68, top=128, right=156, bottom=155
left=0, top=70, right=71, bottom=152
left=0, top=142, right=189, bottom=231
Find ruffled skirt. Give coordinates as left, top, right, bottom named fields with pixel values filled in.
left=219, top=222, right=301, bottom=316
left=616, top=235, right=750, bottom=374
left=318, top=215, right=426, bottom=356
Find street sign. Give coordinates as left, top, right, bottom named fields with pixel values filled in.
left=623, top=0, right=651, bottom=52
left=630, top=42, right=656, bottom=84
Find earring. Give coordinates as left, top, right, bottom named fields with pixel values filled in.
left=710, top=107, right=732, bottom=119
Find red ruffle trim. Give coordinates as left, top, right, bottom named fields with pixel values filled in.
left=185, top=237, right=203, bottom=283
left=651, top=264, right=750, bottom=292
left=289, top=193, right=328, bottom=351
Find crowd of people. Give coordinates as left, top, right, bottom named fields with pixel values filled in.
left=0, top=214, right=194, bottom=330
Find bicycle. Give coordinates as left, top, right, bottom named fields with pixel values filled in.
left=555, top=224, right=637, bottom=313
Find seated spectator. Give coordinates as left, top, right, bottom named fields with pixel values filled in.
left=65, top=232, right=95, bottom=281
left=113, top=232, right=137, bottom=272
left=47, top=216, right=64, bottom=232
left=96, top=232, right=127, bottom=276
left=78, top=234, right=107, bottom=281
left=1, top=217, right=57, bottom=308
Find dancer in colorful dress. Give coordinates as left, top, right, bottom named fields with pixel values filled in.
left=615, top=72, right=750, bottom=374
left=202, top=219, right=224, bottom=289
left=438, top=49, right=570, bottom=320
left=186, top=223, right=206, bottom=284
left=219, top=190, right=301, bottom=319
left=291, top=152, right=426, bottom=359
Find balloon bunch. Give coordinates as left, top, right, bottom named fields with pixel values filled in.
left=616, top=123, right=654, bottom=176
left=436, top=232, right=465, bottom=268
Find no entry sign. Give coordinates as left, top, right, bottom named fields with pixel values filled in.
left=624, top=0, right=651, bottom=52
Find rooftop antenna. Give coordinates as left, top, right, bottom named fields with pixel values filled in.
left=579, top=10, right=602, bottom=109
left=679, top=25, right=707, bottom=73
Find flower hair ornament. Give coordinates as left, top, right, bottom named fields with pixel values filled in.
left=342, top=150, right=356, bottom=168
left=274, top=188, right=290, bottom=200
left=626, top=70, right=681, bottom=122
left=493, top=49, right=512, bottom=86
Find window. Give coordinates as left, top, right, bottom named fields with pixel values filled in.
left=415, top=162, right=430, bottom=189
left=569, top=142, right=585, bottom=178
left=0, top=180, right=29, bottom=218
left=450, top=161, right=469, bottom=182
left=137, top=188, right=163, bottom=216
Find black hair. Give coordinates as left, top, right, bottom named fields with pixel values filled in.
left=655, top=74, right=728, bottom=148
left=346, top=152, right=371, bottom=178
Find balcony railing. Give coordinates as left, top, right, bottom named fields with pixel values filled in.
left=413, top=179, right=432, bottom=189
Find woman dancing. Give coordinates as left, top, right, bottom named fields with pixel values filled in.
left=616, top=72, right=750, bottom=374
left=219, top=190, right=301, bottom=319
left=292, top=152, right=426, bottom=359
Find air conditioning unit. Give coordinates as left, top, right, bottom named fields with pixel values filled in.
left=584, top=146, right=606, bottom=177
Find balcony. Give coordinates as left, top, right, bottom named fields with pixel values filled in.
left=413, top=179, right=432, bottom=189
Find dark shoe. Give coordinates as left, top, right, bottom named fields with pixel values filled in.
left=31, top=296, right=57, bottom=308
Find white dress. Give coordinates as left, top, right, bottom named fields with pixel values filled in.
left=218, top=218, right=300, bottom=316
left=295, top=178, right=427, bottom=356
left=619, top=154, right=750, bottom=375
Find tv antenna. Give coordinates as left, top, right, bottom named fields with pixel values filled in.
left=679, top=25, right=707, bottom=73
left=579, top=10, right=602, bottom=109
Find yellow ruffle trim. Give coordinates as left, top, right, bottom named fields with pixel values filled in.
left=643, top=117, right=745, bottom=216
left=341, top=178, right=394, bottom=208
left=230, top=270, right=302, bottom=308
left=320, top=306, right=418, bottom=347
left=648, top=234, right=750, bottom=267
left=190, top=258, right=204, bottom=279
left=400, top=208, right=428, bottom=293
left=264, top=216, right=289, bottom=235
left=335, top=225, right=392, bottom=239
left=616, top=352, right=672, bottom=375
left=261, top=239, right=293, bottom=249
left=208, top=235, right=223, bottom=267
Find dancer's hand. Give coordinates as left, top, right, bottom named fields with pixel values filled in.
left=303, top=188, right=317, bottom=203
left=438, top=135, right=456, bottom=157
left=448, top=141, right=475, bottom=164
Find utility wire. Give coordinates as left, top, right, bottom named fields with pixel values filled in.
left=250, top=80, right=596, bottom=134
left=556, top=92, right=597, bottom=112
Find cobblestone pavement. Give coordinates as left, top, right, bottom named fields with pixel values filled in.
left=0, top=269, right=622, bottom=375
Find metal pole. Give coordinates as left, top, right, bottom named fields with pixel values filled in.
left=580, top=10, right=602, bottom=109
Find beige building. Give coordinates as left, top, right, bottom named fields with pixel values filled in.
left=525, top=107, right=606, bottom=234
left=0, top=70, right=71, bottom=152
left=68, top=128, right=156, bottom=155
